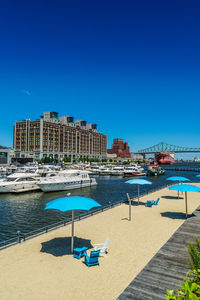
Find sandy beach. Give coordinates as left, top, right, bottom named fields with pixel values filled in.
left=0, top=184, right=200, bottom=300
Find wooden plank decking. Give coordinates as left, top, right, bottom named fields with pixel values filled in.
left=117, top=206, right=200, bottom=300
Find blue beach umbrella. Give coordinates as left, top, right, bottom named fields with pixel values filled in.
left=167, top=176, right=190, bottom=199
left=167, top=176, right=190, bottom=182
left=45, top=196, right=101, bottom=253
left=168, top=184, right=200, bottom=218
left=125, top=179, right=152, bottom=204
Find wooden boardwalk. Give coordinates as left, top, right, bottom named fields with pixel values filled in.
left=117, top=206, right=200, bottom=300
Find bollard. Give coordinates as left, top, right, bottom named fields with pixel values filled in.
left=126, top=193, right=132, bottom=221
left=16, top=231, right=21, bottom=243
left=16, top=231, right=25, bottom=243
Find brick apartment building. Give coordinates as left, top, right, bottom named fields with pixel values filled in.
left=107, top=138, right=131, bottom=159
left=13, top=112, right=107, bottom=161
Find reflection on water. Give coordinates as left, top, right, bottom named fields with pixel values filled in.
left=0, top=164, right=199, bottom=242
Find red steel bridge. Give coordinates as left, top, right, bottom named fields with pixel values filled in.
left=137, top=142, right=200, bottom=154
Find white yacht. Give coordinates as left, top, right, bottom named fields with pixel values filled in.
left=123, top=165, right=145, bottom=177
left=89, top=165, right=102, bottom=175
left=37, top=170, right=97, bottom=192
left=37, top=165, right=61, bottom=175
left=98, top=166, right=112, bottom=176
left=131, top=164, right=144, bottom=172
left=110, top=166, right=124, bottom=176
left=0, top=169, right=59, bottom=193
left=0, top=175, right=40, bottom=193
left=7, top=171, right=40, bottom=180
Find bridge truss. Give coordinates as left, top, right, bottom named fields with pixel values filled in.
left=137, top=142, right=200, bottom=154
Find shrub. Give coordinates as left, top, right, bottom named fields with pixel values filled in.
left=166, top=237, right=200, bottom=299
left=166, top=278, right=200, bottom=299
left=188, top=237, right=200, bottom=272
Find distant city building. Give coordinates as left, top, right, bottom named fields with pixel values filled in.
left=107, top=139, right=131, bottom=159
left=130, top=153, right=144, bottom=161
left=0, top=146, right=13, bottom=164
left=106, top=153, right=117, bottom=159
left=13, top=111, right=107, bottom=161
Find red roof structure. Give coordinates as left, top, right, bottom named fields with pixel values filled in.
left=107, top=139, right=131, bottom=158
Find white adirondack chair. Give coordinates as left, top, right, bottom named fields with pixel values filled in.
left=94, top=238, right=110, bottom=256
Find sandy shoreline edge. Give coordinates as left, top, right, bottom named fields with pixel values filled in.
left=1, top=184, right=200, bottom=300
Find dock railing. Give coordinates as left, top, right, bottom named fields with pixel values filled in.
left=165, top=167, right=200, bottom=172
left=0, top=183, right=173, bottom=251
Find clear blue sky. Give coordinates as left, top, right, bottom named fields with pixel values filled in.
left=0, top=0, right=200, bottom=158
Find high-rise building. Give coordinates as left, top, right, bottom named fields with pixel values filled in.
left=107, top=138, right=131, bottom=158
left=13, top=112, right=107, bottom=161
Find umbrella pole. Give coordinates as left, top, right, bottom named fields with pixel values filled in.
left=178, top=181, right=180, bottom=199
left=71, top=210, right=74, bottom=253
left=138, top=185, right=140, bottom=205
left=185, top=192, right=188, bottom=219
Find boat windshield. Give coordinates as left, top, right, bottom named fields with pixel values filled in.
left=3, top=178, right=16, bottom=182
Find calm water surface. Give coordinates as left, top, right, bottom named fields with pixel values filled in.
left=0, top=163, right=200, bottom=242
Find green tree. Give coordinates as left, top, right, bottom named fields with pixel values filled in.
left=63, top=157, right=71, bottom=163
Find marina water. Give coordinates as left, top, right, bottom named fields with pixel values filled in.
left=0, top=163, right=200, bottom=243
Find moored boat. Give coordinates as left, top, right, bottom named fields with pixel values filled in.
left=123, top=171, right=146, bottom=177
left=146, top=165, right=165, bottom=176
left=0, top=175, right=40, bottom=193
left=37, top=170, right=97, bottom=192
left=123, top=165, right=145, bottom=177
left=155, top=152, right=174, bottom=165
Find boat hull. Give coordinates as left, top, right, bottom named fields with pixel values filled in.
left=123, top=172, right=146, bottom=177
left=155, top=152, right=174, bottom=165
left=0, top=183, right=40, bottom=193
left=157, top=159, right=174, bottom=165
left=38, top=179, right=97, bottom=192
left=146, top=169, right=165, bottom=176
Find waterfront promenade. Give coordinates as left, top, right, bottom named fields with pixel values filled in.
left=0, top=185, right=200, bottom=300
left=118, top=202, right=200, bottom=299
